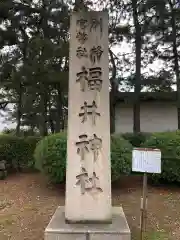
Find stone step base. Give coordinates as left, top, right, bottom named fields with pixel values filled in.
left=45, top=206, right=131, bottom=240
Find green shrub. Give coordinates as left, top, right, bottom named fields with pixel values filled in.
left=24, top=136, right=41, bottom=170
left=0, top=135, right=40, bottom=172
left=142, top=131, right=180, bottom=183
left=0, top=135, right=26, bottom=171
left=122, top=132, right=151, bottom=147
left=34, top=132, right=67, bottom=183
left=34, top=132, right=133, bottom=183
left=111, top=134, right=132, bottom=182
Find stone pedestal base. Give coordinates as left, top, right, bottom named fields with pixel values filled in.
left=45, top=206, right=131, bottom=240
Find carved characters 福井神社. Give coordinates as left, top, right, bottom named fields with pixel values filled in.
left=76, top=67, right=102, bottom=92
left=75, top=134, right=102, bottom=162
left=79, top=101, right=100, bottom=125
left=76, top=167, right=103, bottom=195
left=89, top=171, right=103, bottom=193
left=76, top=66, right=88, bottom=92
left=74, top=15, right=105, bottom=198
left=75, top=167, right=89, bottom=194
left=89, top=134, right=102, bottom=162
left=76, top=134, right=89, bottom=161
left=88, top=67, right=102, bottom=92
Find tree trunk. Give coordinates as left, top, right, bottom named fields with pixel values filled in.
left=16, top=26, right=27, bottom=137
left=110, top=84, right=116, bottom=134
left=55, top=83, right=63, bottom=132
left=169, top=0, right=180, bottom=128
left=109, top=49, right=117, bottom=134
left=49, top=117, right=55, bottom=134
left=132, top=0, right=141, bottom=133
left=30, top=126, right=35, bottom=136
left=40, top=88, right=48, bottom=136
left=48, top=101, right=55, bottom=134
left=16, top=83, right=22, bottom=137
left=61, top=114, right=65, bottom=131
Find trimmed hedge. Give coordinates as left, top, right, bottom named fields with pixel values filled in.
left=0, top=135, right=40, bottom=173
left=34, top=132, right=132, bottom=183
left=34, top=132, right=67, bottom=183
left=142, top=131, right=180, bottom=183
left=122, top=132, right=151, bottom=147
left=111, top=134, right=132, bottom=181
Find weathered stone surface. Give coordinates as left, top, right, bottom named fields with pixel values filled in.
left=45, top=234, right=85, bottom=240
left=45, top=207, right=130, bottom=240
left=90, top=235, right=130, bottom=240
left=45, top=10, right=131, bottom=240
left=65, top=11, right=111, bottom=223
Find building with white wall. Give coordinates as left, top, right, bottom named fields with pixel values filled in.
left=114, top=92, right=177, bottom=133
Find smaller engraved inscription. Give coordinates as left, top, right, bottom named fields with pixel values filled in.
left=89, top=134, right=102, bottom=162
left=90, top=17, right=103, bottom=36
left=90, top=46, right=103, bottom=64
left=76, top=47, right=88, bottom=58
left=88, top=67, right=102, bottom=92
left=76, top=19, right=88, bottom=30
left=79, top=101, right=100, bottom=125
left=76, top=134, right=89, bottom=161
left=76, top=66, right=88, bottom=92
left=76, top=31, right=88, bottom=44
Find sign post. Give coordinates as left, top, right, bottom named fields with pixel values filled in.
left=140, top=172, right=147, bottom=240
left=132, top=148, right=161, bottom=240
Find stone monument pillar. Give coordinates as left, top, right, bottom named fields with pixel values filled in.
left=45, top=10, right=131, bottom=240
left=65, top=10, right=111, bottom=223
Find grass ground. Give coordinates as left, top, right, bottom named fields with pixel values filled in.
left=0, top=173, right=179, bottom=240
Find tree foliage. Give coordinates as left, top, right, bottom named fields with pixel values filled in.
left=0, top=0, right=179, bottom=135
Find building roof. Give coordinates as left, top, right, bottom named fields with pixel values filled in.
left=115, top=91, right=177, bottom=103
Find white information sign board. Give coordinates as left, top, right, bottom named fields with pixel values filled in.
left=132, top=148, right=161, bottom=173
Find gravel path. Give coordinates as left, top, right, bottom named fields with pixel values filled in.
left=0, top=173, right=179, bottom=240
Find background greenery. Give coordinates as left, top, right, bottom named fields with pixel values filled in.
left=1, top=0, right=180, bottom=185
left=1, top=131, right=180, bottom=185
left=34, top=133, right=133, bottom=183
left=0, top=134, right=41, bottom=172
left=1, top=131, right=180, bottom=184
left=0, top=0, right=180, bottom=135
left=142, top=131, right=180, bottom=183
left=34, top=132, right=67, bottom=183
